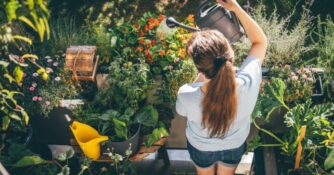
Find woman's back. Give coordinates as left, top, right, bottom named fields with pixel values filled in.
left=176, top=55, right=262, bottom=151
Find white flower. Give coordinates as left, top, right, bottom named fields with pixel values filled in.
left=33, top=72, right=39, bottom=77
left=32, top=82, right=37, bottom=87
left=53, top=62, right=59, bottom=67
left=54, top=77, right=61, bottom=81
left=45, top=56, right=51, bottom=59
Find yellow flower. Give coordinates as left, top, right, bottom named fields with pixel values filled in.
left=42, top=73, right=49, bottom=81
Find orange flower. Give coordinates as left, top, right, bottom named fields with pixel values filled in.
left=187, top=14, right=195, bottom=23
left=158, top=50, right=165, bottom=57
left=133, top=23, right=140, bottom=29
left=137, top=47, right=144, bottom=53
left=147, top=17, right=160, bottom=30
left=139, top=39, right=146, bottom=45
left=139, top=30, right=145, bottom=37
left=145, top=49, right=153, bottom=63
left=158, top=14, right=165, bottom=22
left=178, top=48, right=186, bottom=59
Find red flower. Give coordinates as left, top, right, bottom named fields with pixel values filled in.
left=158, top=50, right=165, bottom=57
left=151, top=39, right=156, bottom=45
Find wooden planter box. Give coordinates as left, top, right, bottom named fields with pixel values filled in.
left=65, top=46, right=99, bottom=81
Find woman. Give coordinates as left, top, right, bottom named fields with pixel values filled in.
left=175, top=0, right=267, bottom=174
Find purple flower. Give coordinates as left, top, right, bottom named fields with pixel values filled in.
left=53, top=62, right=59, bottom=67
left=33, top=72, right=39, bottom=77
left=54, top=77, right=61, bottom=81
left=32, top=96, right=38, bottom=101
left=29, top=86, right=35, bottom=92
left=45, top=101, right=50, bottom=106
left=32, top=82, right=37, bottom=87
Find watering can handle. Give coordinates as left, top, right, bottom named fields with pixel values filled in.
left=198, top=0, right=230, bottom=18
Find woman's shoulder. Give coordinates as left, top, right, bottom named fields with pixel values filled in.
left=178, top=82, right=204, bottom=95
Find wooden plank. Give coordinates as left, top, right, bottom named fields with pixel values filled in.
left=262, top=134, right=278, bottom=175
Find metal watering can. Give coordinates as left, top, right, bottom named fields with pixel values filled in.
left=166, top=0, right=244, bottom=43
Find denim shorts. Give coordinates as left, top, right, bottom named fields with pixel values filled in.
left=187, top=140, right=246, bottom=168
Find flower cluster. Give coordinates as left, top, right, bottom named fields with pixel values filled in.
left=269, top=65, right=314, bottom=103
left=21, top=53, right=77, bottom=116
left=109, top=13, right=195, bottom=75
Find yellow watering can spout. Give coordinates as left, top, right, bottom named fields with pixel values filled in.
left=70, top=121, right=109, bottom=160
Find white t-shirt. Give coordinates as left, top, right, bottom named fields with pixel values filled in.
left=176, top=56, right=262, bottom=151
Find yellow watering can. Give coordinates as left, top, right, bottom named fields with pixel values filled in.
left=69, top=120, right=109, bottom=160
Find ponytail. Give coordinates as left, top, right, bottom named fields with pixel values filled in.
left=186, top=30, right=238, bottom=137
left=202, top=61, right=237, bottom=137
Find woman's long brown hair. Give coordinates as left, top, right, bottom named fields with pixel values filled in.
left=187, top=30, right=237, bottom=137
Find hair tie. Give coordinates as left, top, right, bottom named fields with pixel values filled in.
left=214, top=56, right=227, bottom=68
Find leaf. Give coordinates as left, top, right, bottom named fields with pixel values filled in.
left=42, top=15, right=50, bottom=40
left=0, top=61, right=10, bottom=67
left=13, top=35, right=32, bottom=45
left=135, top=105, right=158, bottom=127
left=22, top=54, right=38, bottom=59
left=267, top=78, right=288, bottom=109
left=18, top=16, right=37, bottom=31
left=13, top=66, right=24, bottom=85
left=13, top=156, right=48, bottom=168
left=27, top=0, right=35, bottom=10
left=2, top=116, right=10, bottom=131
left=5, top=0, right=19, bottom=21
left=9, top=114, right=21, bottom=121
left=4, top=73, right=15, bottom=83
left=20, top=109, right=29, bottom=125
left=144, top=127, right=169, bottom=147
left=99, top=110, right=119, bottom=121
left=112, top=118, right=128, bottom=140
left=325, top=149, right=334, bottom=170
left=57, top=165, right=70, bottom=175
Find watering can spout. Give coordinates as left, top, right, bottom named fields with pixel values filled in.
left=70, top=121, right=109, bottom=160
left=87, top=136, right=109, bottom=146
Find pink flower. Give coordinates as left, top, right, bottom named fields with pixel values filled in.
left=29, top=86, right=35, bottom=92
left=38, top=97, right=42, bottom=101
left=292, top=75, right=298, bottom=81
left=19, top=57, right=25, bottom=63
left=33, top=72, right=39, bottom=77
left=46, top=67, right=53, bottom=73
left=290, top=72, right=296, bottom=77
left=32, top=96, right=38, bottom=101
left=32, top=82, right=37, bottom=87
left=45, top=101, right=50, bottom=106
left=306, top=77, right=313, bottom=82
left=302, top=74, right=307, bottom=79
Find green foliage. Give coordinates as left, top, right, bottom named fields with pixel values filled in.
left=135, top=105, right=158, bottom=127
left=144, top=127, right=169, bottom=147
left=315, top=16, right=334, bottom=84
left=252, top=78, right=289, bottom=121
left=13, top=155, right=48, bottom=168
left=234, top=4, right=314, bottom=67
left=325, top=149, right=334, bottom=170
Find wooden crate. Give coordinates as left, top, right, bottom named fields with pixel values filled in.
left=65, top=46, right=96, bottom=72
left=65, top=45, right=99, bottom=81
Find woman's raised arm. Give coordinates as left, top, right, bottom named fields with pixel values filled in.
left=217, top=0, right=267, bottom=64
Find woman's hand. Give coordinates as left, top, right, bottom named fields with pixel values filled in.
left=216, top=0, right=241, bottom=12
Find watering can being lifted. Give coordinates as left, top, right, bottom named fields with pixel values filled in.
left=166, top=0, right=244, bottom=43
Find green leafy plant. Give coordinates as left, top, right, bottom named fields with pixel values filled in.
left=234, top=4, right=314, bottom=67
